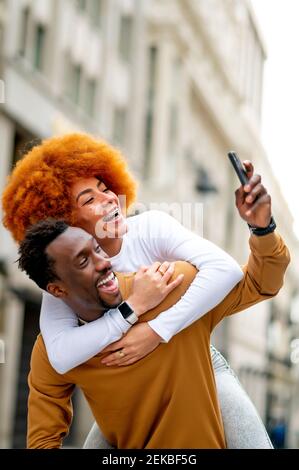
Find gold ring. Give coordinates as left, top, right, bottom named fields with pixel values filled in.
left=118, top=350, right=125, bottom=358
left=158, top=268, right=165, bottom=275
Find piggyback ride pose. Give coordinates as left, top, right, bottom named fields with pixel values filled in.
left=2, top=133, right=273, bottom=448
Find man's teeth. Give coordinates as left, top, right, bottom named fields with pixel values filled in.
left=97, top=272, right=115, bottom=287
left=103, top=208, right=119, bottom=222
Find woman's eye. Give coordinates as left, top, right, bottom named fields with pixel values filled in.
left=83, top=197, right=94, bottom=206
left=95, top=245, right=101, bottom=253
left=103, top=188, right=110, bottom=193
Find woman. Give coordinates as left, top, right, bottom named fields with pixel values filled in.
left=2, top=133, right=273, bottom=448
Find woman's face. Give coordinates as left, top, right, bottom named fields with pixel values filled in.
left=71, top=177, right=127, bottom=241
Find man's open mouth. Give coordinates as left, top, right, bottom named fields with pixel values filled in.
left=96, top=271, right=119, bottom=294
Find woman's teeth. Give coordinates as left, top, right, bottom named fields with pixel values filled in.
left=97, top=272, right=115, bottom=287
left=103, top=208, right=119, bottom=222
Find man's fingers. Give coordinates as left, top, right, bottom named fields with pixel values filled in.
left=244, top=173, right=261, bottom=193
left=243, top=161, right=254, bottom=180
left=245, top=194, right=271, bottom=217
left=245, top=184, right=266, bottom=204
left=165, top=273, right=184, bottom=294
left=235, top=186, right=246, bottom=207
left=235, top=186, right=245, bottom=197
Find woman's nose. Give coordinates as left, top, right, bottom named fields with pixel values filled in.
left=105, top=192, right=116, bottom=203
left=100, top=191, right=115, bottom=206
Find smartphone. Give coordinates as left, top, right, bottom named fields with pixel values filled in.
left=227, top=151, right=249, bottom=186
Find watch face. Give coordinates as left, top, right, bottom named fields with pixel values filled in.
left=119, top=301, right=134, bottom=319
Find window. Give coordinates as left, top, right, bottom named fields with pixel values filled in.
left=71, top=64, right=82, bottom=105
left=118, top=15, right=133, bottom=63
left=65, top=55, right=82, bottom=105
left=11, top=129, right=38, bottom=169
left=76, top=0, right=87, bottom=11
left=34, top=24, right=46, bottom=71
left=168, top=58, right=181, bottom=157
left=19, top=7, right=30, bottom=57
left=64, top=54, right=99, bottom=116
left=89, top=0, right=102, bottom=28
left=113, top=107, right=127, bottom=146
left=83, top=78, right=97, bottom=117
left=144, top=46, right=158, bottom=178
left=166, top=57, right=182, bottom=182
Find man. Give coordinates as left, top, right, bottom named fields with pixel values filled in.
left=19, top=217, right=289, bottom=448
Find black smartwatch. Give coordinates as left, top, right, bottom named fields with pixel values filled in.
left=248, top=216, right=276, bottom=237
left=118, top=301, right=138, bottom=325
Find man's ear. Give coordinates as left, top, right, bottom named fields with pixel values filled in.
left=47, top=282, right=68, bottom=298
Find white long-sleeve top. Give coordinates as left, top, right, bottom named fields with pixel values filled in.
left=40, top=210, right=243, bottom=373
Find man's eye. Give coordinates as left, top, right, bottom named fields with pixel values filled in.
left=79, top=257, right=88, bottom=267
left=83, top=198, right=94, bottom=206
left=103, top=188, right=110, bottom=193
left=95, top=245, right=101, bottom=253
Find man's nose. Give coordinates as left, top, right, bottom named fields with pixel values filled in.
left=94, top=255, right=111, bottom=273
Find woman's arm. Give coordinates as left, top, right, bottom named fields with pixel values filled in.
left=40, top=292, right=132, bottom=374
left=147, top=211, right=243, bottom=341
left=40, top=262, right=182, bottom=374
left=101, top=210, right=243, bottom=367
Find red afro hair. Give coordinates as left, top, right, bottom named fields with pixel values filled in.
left=2, top=133, right=138, bottom=243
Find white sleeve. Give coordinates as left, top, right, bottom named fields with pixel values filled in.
left=146, top=211, right=244, bottom=342
left=40, top=292, right=131, bottom=374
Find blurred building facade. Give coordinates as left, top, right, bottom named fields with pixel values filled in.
left=0, top=0, right=299, bottom=448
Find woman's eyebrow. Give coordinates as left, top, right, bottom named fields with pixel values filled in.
left=76, top=188, right=92, bottom=203
left=76, top=180, right=105, bottom=202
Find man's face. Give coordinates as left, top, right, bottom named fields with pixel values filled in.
left=71, top=177, right=127, bottom=241
left=46, top=227, right=122, bottom=319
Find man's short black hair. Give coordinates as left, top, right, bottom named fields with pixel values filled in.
left=18, top=219, right=69, bottom=290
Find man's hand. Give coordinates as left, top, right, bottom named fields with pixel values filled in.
left=127, top=261, right=184, bottom=317
left=235, top=161, right=271, bottom=228
left=100, top=323, right=161, bottom=366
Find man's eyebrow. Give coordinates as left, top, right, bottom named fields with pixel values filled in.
left=76, top=180, right=102, bottom=203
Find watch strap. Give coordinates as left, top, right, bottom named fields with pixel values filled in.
left=248, top=216, right=276, bottom=237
